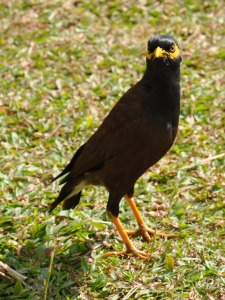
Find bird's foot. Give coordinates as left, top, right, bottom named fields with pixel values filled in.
left=127, top=226, right=177, bottom=242
left=103, top=246, right=149, bottom=260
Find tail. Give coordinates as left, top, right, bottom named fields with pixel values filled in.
left=49, top=143, right=86, bottom=211
left=49, top=190, right=82, bottom=212
left=51, top=143, right=86, bottom=184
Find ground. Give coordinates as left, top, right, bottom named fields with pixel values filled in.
left=0, top=0, right=225, bottom=299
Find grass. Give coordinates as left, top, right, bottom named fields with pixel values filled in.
left=0, top=0, right=224, bottom=299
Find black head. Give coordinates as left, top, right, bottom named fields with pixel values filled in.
left=147, top=35, right=181, bottom=62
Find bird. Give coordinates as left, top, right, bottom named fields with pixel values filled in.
left=50, top=35, right=182, bottom=259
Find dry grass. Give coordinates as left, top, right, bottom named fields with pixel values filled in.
left=0, top=0, right=224, bottom=299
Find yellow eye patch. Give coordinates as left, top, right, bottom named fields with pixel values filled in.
left=147, top=43, right=180, bottom=60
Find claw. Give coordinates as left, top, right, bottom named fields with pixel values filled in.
left=127, top=227, right=177, bottom=241
left=104, top=197, right=177, bottom=260
left=105, top=211, right=149, bottom=259
left=125, top=196, right=177, bottom=241
left=103, top=246, right=149, bottom=260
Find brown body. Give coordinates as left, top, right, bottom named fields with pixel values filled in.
left=50, top=35, right=181, bottom=258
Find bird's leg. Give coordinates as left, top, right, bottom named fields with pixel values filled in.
left=125, top=195, right=176, bottom=241
left=103, top=211, right=148, bottom=259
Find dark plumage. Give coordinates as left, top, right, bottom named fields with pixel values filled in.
left=50, top=35, right=182, bottom=259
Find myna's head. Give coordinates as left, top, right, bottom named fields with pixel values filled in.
left=147, top=35, right=181, bottom=63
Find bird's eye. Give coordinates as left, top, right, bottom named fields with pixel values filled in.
left=170, top=44, right=175, bottom=52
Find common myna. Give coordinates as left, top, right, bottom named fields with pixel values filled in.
left=50, top=35, right=182, bottom=259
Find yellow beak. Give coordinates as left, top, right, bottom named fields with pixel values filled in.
left=147, top=44, right=180, bottom=60
left=154, top=46, right=166, bottom=58
left=147, top=46, right=168, bottom=60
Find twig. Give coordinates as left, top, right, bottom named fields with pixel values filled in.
left=200, top=153, right=225, bottom=164
left=181, top=153, right=225, bottom=170
left=121, top=283, right=141, bottom=300
left=43, top=247, right=55, bottom=300
left=0, top=261, right=27, bottom=281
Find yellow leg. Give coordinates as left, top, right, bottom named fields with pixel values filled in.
left=125, top=195, right=177, bottom=240
left=103, top=211, right=148, bottom=259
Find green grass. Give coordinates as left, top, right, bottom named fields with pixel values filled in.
left=0, top=0, right=225, bottom=299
